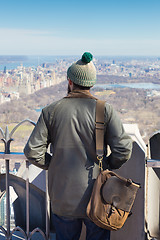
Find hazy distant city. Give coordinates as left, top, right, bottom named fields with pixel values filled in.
left=0, top=55, right=160, bottom=104
left=0, top=55, right=160, bottom=160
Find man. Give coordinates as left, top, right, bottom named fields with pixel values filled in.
left=24, top=52, right=132, bottom=240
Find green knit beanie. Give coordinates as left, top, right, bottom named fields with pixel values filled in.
left=67, top=52, right=97, bottom=87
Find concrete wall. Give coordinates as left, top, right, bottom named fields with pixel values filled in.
left=111, top=141, right=146, bottom=240
left=146, top=167, right=160, bottom=239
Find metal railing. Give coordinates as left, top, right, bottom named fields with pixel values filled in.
left=0, top=120, right=51, bottom=239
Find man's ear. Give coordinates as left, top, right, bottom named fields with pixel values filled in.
left=68, top=78, right=73, bottom=86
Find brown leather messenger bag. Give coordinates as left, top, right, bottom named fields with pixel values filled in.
left=86, top=100, right=140, bottom=231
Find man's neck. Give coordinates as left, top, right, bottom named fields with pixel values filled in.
left=72, top=88, right=90, bottom=93
left=65, top=89, right=97, bottom=100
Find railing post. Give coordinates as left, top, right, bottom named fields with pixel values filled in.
left=46, top=171, right=50, bottom=239
left=5, top=159, right=10, bottom=239
left=26, top=160, right=30, bottom=237
left=0, top=120, right=37, bottom=239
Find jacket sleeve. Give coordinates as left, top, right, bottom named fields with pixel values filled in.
left=104, top=104, right=133, bottom=170
left=24, top=109, right=51, bottom=170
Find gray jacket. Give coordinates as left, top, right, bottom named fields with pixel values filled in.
left=24, top=90, right=132, bottom=218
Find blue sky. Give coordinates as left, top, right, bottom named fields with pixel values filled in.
left=0, top=0, right=160, bottom=56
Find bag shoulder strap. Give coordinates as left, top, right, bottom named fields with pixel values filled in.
left=96, top=100, right=105, bottom=159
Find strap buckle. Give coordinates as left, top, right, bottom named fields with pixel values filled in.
left=95, top=122, right=105, bottom=130
left=97, top=155, right=103, bottom=171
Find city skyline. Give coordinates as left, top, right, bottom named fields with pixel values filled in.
left=0, top=0, right=160, bottom=56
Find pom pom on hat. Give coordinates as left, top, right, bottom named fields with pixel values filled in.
left=81, top=52, right=93, bottom=63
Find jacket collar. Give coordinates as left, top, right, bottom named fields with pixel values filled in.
left=65, top=90, right=97, bottom=100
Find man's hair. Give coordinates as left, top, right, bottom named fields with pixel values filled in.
left=73, top=82, right=91, bottom=90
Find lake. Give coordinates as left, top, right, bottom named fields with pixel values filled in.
left=94, top=82, right=160, bottom=90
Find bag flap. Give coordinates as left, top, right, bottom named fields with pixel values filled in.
left=101, top=176, right=140, bottom=212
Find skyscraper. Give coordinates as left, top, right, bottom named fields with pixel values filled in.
left=4, top=66, right=6, bottom=74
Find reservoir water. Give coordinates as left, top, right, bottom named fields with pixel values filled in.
left=94, top=82, right=160, bottom=90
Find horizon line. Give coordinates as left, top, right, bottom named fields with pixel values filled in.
left=0, top=54, right=160, bottom=58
